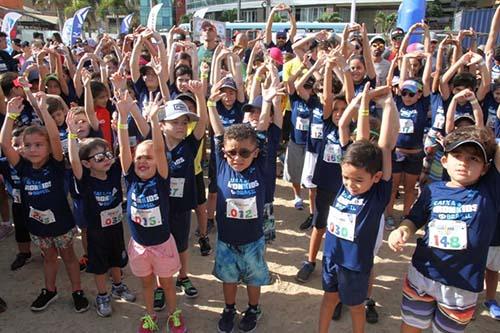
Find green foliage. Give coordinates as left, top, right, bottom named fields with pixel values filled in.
left=180, top=13, right=193, bottom=24
left=374, top=11, right=397, bottom=35
left=272, top=13, right=282, bottom=23
left=219, top=9, right=237, bottom=23
left=317, top=12, right=342, bottom=23
left=426, top=0, right=443, bottom=18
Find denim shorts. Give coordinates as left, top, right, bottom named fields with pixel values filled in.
left=322, top=256, right=370, bottom=306
left=213, top=237, right=271, bottom=286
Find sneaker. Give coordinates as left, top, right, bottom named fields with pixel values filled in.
left=299, top=215, right=313, bottom=230
left=176, top=277, right=198, bottom=298
left=72, top=290, right=90, bottom=313
left=0, top=224, right=14, bottom=241
left=138, top=314, right=159, bottom=333
left=296, top=261, right=315, bottom=283
left=10, top=252, right=32, bottom=271
left=207, top=218, right=216, bottom=233
left=217, top=307, right=236, bottom=333
left=384, top=216, right=396, bottom=231
left=0, top=296, right=7, bottom=313
left=167, top=309, right=187, bottom=333
left=365, top=298, right=379, bottom=323
left=484, top=299, right=500, bottom=320
left=112, top=283, right=136, bottom=302
left=294, top=198, right=304, bottom=210
left=238, top=306, right=262, bottom=333
left=96, top=294, right=112, bottom=317
left=31, top=288, right=58, bottom=312
left=153, top=287, right=166, bottom=311
left=199, top=236, right=212, bottom=256
left=332, top=302, right=342, bottom=321
left=79, top=255, right=88, bottom=271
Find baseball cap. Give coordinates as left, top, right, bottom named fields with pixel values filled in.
left=276, top=31, right=287, bottom=39
left=201, top=20, right=215, bottom=30
left=139, top=65, right=155, bottom=76
left=44, top=73, right=60, bottom=85
left=158, top=100, right=199, bottom=122
left=369, top=35, right=386, bottom=45
left=220, top=77, right=237, bottom=91
left=269, top=47, right=284, bottom=65
left=73, top=47, right=85, bottom=55
left=401, top=80, right=422, bottom=93
left=27, top=70, right=40, bottom=83
left=242, top=96, right=263, bottom=113
left=84, top=38, right=97, bottom=48
left=444, top=138, right=488, bottom=163
left=304, top=76, right=315, bottom=89
left=391, top=76, right=400, bottom=86
left=293, top=33, right=306, bottom=43
left=391, top=27, right=405, bottom=40
left=12, top=77, right=31, bottom=88
left=430, top=32, right=439, bottom=42
left=406, top=42, right=424, bottom=53
left=454, top=114, right=476, bottom=125
left=176, top=92, right=196, bottom=105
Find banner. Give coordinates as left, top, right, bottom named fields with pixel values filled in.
left=120, top=13, right=134, bottom=34
left=71, top=6, right=91, bottom=45
left=62, top=18, right=74, bottom=46
left=147, top=3, right=163, bottom=30
left=1, top=12, right=22, bottom=52
left=193, top=8, right=208, bottom=19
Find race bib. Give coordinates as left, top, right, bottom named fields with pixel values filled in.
left=310, top=123, right=323, bottom=139
left=226, top=197, right=258, bottom=220
left=433, top=113, right=445, bottom=129
left=29, top=206, right=56, bottom=225
left=486, top=114, right=495, bottom=129
left=170, top=177, right=185, bottom=198
left=130, top=206, right=163, bottom=228
left=428, top=219, right=467, bottom=250
left=100, top=204, right=123, bottom=228
left=327, top=207, right=356, bottom=241
left=60, top=139, right=69, bottom=153
left=295, top=117, right=310, bottom=131
left=323, top=143, right=342, bottom=164
left=399, top=118, right=415, bottom=134
left=129, top=136, right=138, bottom=148
left=12, top=189, right=21, bottom=204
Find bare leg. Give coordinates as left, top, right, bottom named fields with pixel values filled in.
left=95, top=274, right=108, bottom=294
left=308, top=188, right=316, bottom=214
left=18, top=241, right=31, bottom=253
left=207, top=192, right=217, bottom=220
left=401, top=322, right=422, bottom=333
left=110, top=267, right=122, bottom=284
left=349, top=304, right=366, bottom=333
left=318, top=291, right=340, bottom=333
left=291, top=183, right=302, bottom=199
left=307, top=227, right=326, bottom=263
left=80, top=228, right=88, bottom=256
left=59, top=245, right=82, bottom=291
left=43, top=246, right=59, bottom=292
left=159, top=277, right=177, bottom=314
left=367, top=269, right=375, bottom=298
left=141, top=274, right=156, bottom=315
left=222, top=282, right=238, bottom=305
left=386, top=173, right=402, bottom=217
left=403, top=173, right=419, bottom=216
left=485, top=268, right=499, bottom=300
left=195, top=202, right=208, bottom=236
left=247, top=285, right=261, bottom=306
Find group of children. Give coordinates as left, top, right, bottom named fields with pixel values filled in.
left=0, top=3, right=499, bottom=333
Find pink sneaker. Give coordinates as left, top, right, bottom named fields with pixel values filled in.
left=167, top=309, right=187, bottom=333
left=138, top=314, right=158, bottom=333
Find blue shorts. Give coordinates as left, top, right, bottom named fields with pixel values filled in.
left=213, top=237, right=271, bottom=286
left=72, top=198, right=88, bottom=228
left=322, top=256, right=370, bottom=306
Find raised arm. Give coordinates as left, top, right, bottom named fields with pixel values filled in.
left=422, top=53, right=432, bottom=97
left=229, top=53, right=246, bottom=103
left=207, top=80, right=225, bottom=136
left=361, top=24, right=376, bottom=80
left=338, top=94, right=362, bottom=146
left=147, top=93, right=168, bottom=179
left=115, top=90, right=133, bottom=173
left=264, top=5, right=280, bottom=45
left=378, top=93, right=399, bottom=180
left=151, top=55, right=170, bottom=102
left=66, top=111, right=83, bottom=180
left=82, top=69, right=100, bottom=131
left=485, top=6, right=500, bottom=56
left=0, top=97, right=23, bottom=166
left=36, top=92, right=63, bottom=161
left=187, top=80, right=208, bottom=140
left=356, top=82, right=371, bottom=141
left=130, top=34, right=145, bottom=83
left=323, top=59, right=335, bottom=120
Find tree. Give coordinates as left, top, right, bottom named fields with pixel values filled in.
left=219, top=9, right=237, bottom=23
left=318, top=12, right=342, bottom=23
left=34, top=0, right=67, bottom=30
left=180, top=13, right=193, bottom=24
left=426, top=0, right=443, bottom=18
left=374, top=11, right=397, bottom=35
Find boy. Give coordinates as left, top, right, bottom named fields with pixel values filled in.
left=389, top=126, right=499, bottom=333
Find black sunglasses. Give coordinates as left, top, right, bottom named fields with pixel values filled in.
left=224, top=147, right=257, bottom=159
left=87, top=151, right=114, bottom=163
left=401, top=90, right=416, bottom=98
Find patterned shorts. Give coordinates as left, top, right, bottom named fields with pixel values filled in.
left=30, top=227, right=78, bottom=250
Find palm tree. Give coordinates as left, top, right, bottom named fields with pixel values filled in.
left=318, top=12, right=342, bottom=23
left=34, top=0, right=67, bottom=29
left=374, top=11, right=397, bottom=36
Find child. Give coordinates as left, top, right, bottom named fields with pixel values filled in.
left=318, top=83, right=399, bottom=333
left=116, top=91, right=186, bottom=333
left=46, top=96, right=69, bottom=152
left=388, top=126, right=499, bottom=333
left=207, top=84, right=272, bottom=333
left=157, top=80, right=207, bottom=298
left=67, top=111, right=135, bottom=318
left=0, top=94, right=89, bottom=313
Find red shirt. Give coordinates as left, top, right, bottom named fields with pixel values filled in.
left=95, top=106, right=112, bottom=144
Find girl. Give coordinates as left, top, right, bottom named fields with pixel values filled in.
left=0, top=94, right=89, bottom=313
left=116, top=91, right=186, bottom=333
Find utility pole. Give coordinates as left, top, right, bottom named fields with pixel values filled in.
left=237, top=0, right=242, bottom=22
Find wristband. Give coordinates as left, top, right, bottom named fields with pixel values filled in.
left=207, top=100, right=216, bottom=107
left=7, top=113, right=19, bottom=121
left=23, top=87, right=30, bottom=92
left=118, top=123, right=129, bottom=130
left=360, top=109, right=369, bottom=117
left=200, top=73, right=209, bottom=79
left=255, top=76, right=263, bottom=82
left=470, top=99, right=479, bottom=105
left=68, top=133, right=78, bottom=140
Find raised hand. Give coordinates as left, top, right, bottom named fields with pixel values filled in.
left=81, top=68, right=92, bottom=86
left=145, top=92, right=163, bottom=120
left=65, top=110, right=79, bottom=134
left=186, top=80, right=204, bottom=96
left=110, top=72, right=127, bottom=92
left=6, top=96, right=24, bottom=116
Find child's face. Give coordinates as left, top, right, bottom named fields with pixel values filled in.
left=23, top=133, right=50, bottom=167
left=72, top=113, right=91, bottom=139
left=143, top=68, right=159, bottom=90
left=223, top=138, right=259, bottom=172
left=245, top=109, right=261, bottom=128
left=95, top=91, right=109, bottom=108
left=341, top=163, right=382, bottom=196
left=221, top=88, right=237, bottom=108
left=46, top=80, right=61, bottom=95
left=51, top=109, right=66, bottom=127
left=441, top=147, right=487, bottom=186
left=349, top=58, right=366, bottom=83
left=134, top=142, right=157, bottom=180
left=82, top=146, right=114, bottom=173
left=160, top=116, right=189, bottom=140
left=176, top=74, right=191, bottom=93
left=332, top=100, right=347, bottom=126
left=11, top=136, right=23, bottom=155
left=493, top=87, right=500, bottom=104
left=401, top=89, right=421, bottom=106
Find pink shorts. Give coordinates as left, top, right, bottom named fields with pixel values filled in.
left=127, top=236, right=181, bottom=278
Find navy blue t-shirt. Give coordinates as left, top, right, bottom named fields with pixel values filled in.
left=430, top=92, right=446, bottom=135
left=15, top=157, right=75, bottom=237
left=264, top=124, right=281, bottom=203
left=75, top=162, right=124, bottom=231
left=312, top=117, right=344, bottom=193
left=482, top=92, right=499, bottom=131
left=133, top=77, right=160, bottom=110
left=491, top=213, right=500, bottom=247
left=408, top=168, right=500, bottom=292
left=216, top=101, right=244, bottom=128
left=0, top=157, right=21, bottom=204
left=395, top=95, right=430, bottom=149
left=214, top=132, right=267, bottom=246
left=444, top=96, right=473, bottom=118
left=125, top=167, right=171, bottom=246
left=306, top=95, right=324, bottom=154
left=289, top=93, right=311, bottom=145
left=168, top=133, right=201, bottom=212
left=324, top=179, right=392, bottom=272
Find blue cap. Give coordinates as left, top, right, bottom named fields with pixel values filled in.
left=242, top=96, right=263, bottom=113
left=220, top=77, right=237, bottom=91
left=401, top=80, right=422, bottom=93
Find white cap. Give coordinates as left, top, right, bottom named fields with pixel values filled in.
left=158, top=100, right=199, bottom=122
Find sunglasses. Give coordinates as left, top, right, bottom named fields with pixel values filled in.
left=401, top=90, right=416, bottom=98
left=87, top=151, right=114, bottom=163
left=224, top=147, right=257, bottom=159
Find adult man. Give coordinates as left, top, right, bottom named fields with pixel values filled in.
left=264, top=3, right=297, bottom=53
left=0, top=32, right=17, bottom=74
left=370, top=35, right=391, bottom=86
left=197, top=20, right=219, bottom=77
